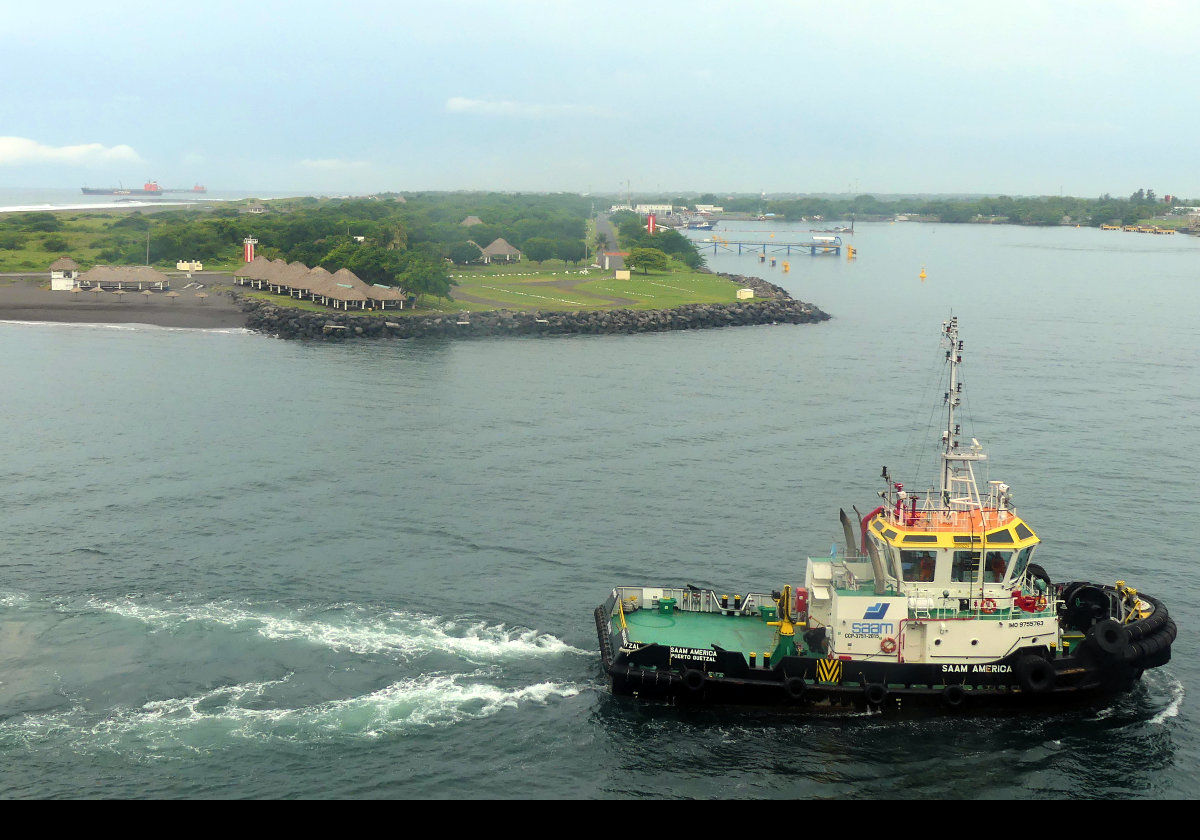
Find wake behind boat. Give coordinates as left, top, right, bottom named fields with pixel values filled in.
left=595, top=317, right=1175, bottom=712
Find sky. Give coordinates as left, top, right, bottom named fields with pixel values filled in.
left=1, top=0, right=1197, bottom=198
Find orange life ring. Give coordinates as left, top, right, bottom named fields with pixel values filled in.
left=981, top=598, right=998, bottom=614
left=880, top=636, right=898, bottom=654
left=1035, top=595, right=1048, bottom=612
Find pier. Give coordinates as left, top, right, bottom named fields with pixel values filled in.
left=696, top=236, right=842, bottom=256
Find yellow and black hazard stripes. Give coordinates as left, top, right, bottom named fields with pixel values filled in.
left=816, top=658, right=842, bottom=684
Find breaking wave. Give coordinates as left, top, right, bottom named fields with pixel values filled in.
left=1149, top=674, right=1184, bottom=726
left=78, top=595, right=588, bottom=661
left=0, top=672, right=583, bottom=754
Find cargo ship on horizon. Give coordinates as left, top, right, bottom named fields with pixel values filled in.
left=80, top=182, right=207, bottom=196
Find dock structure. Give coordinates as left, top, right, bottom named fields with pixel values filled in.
left=697, top=236, right=842, bottom=256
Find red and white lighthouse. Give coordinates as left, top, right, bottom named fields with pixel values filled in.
left=647, top=213, right=656, bottom=235
left=243, top=237, right=258, bottom=263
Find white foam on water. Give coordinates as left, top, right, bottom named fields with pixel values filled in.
left=0, top=672, right=582, bottom=754
left=80, top=596, right=589, bottom=661
left=1149, top=675, right=1184, bottom=726
left=0, top=589, right=31, bottom=609
left=0, top=319, right=251, bottom=335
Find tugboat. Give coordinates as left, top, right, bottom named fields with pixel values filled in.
left=595, top=317, right=1176, bottom=711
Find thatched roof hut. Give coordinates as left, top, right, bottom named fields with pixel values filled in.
left=481, top=237, right=522, bottom=263
left=76, top=265, right=170, bottom=290
left=233, top=255, right=272, bottom=283
left=272, top=264, right=316, bottom=294
left=460, top=215, right=484, bottom=226
left=291, top=266, right=333, bottom=296
left=49, top=256, right=79, bottom=271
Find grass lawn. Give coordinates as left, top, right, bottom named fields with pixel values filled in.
left=447, top=260, right=739, bottom=312
left=242, top=262, right=744, bottom=317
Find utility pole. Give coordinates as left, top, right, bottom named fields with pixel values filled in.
left=145, top=225, right=150, bottom=265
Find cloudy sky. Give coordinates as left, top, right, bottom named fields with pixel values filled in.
left=1, top=1, right=1196, bottom=197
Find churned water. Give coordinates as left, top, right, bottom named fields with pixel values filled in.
left=0, top=222, right=1195, bottom=797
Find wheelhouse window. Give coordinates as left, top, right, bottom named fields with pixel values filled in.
left=984, top=551, right=1012, bottom=583
left=1011, top=547, right=1033, bottom=581
left=952, top=551, right=980, bottom=582
left=900, top=550, right=936, bottom=582
left=952, top=550, right=1012, bottom=582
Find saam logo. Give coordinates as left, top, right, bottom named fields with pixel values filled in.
left=863, top=602, right=890, bottom=620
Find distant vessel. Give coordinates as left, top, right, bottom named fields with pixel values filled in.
left=687, top=220, right=715, bottom=230
left=81, top=181, right=162, bottom=196
left=161, top=184, right=208, bottom=194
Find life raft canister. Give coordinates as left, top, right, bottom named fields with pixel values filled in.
left=794, top=587, right=809, bottom=618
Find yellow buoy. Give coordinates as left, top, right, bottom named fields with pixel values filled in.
left=782, top=261, right=790, bottom=272
left=919, top=267, right=927, bottom=282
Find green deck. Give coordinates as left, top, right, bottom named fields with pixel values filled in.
left=617, top=608, right=781, bottom=656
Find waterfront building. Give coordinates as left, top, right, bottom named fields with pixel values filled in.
left=235, top=258, right=408, bottom=310
left=49, top=257, right=80, bottom=290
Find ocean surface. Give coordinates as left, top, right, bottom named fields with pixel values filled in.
left=0, top=187, right=305, bottom=214
left=0, top=221, right=1195, bottom=798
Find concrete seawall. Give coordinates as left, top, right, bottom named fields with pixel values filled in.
left=236, top=276, right=829, bottom=341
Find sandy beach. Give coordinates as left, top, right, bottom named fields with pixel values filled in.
left=0, top=274, right=247, bottom=329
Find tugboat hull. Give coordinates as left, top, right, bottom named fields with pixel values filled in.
left=595, top=586, right=1175, bottom=713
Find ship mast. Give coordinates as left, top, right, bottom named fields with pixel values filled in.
left=939, top=316, right=986, bottom=511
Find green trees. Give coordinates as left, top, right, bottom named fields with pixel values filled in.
left=400, top=254, right=455, bottom=300
left=522, top=236, right=558, bottom=262
left=448, top=241, right=481, bottom=265
left=627, top=247, right=669, bottom=274
left=556, top=238, right=586, bottom=264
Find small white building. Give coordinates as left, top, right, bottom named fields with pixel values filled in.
left=176, top=260, right=204, bottom=271
left=737, top=288, right=755, bottom=300
left=49, top=257, right=80, bottom=291
left=695, top=204, right=724, bottom=213
left=635, top=203, right=673, bottom=215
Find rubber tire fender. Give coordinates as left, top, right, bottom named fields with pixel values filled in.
left=1016, top=655, right=1055, bottom=693
left=864, top=683, right=887, bottom=706
left=943, top=683, right=967, bottom=708
left=1092, top=619, right=1130, bottom=656
left=783, top=676, right=806, bottom=702
left=1127, top=601, right=1168, bottom=641
left=682, top=668, right=706, bottom=693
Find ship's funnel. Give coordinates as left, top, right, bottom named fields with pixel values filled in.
left=839, top=509, right=858, bottom=558
left=847, top=507, right=888, bottom=596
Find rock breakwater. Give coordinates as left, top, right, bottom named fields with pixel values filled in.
left=236, top=285, right=828, bottom=341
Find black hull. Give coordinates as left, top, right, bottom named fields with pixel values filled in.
left=594, top=591, right=1176, bottom=714
left=81, top=188, right=163, bottom=196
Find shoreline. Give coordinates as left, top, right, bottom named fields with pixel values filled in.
left=0, top=278, right=248, bottom=330
left=237, top=274, right=829, bottom=340
left=0, top=273, right=830, bottom=338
